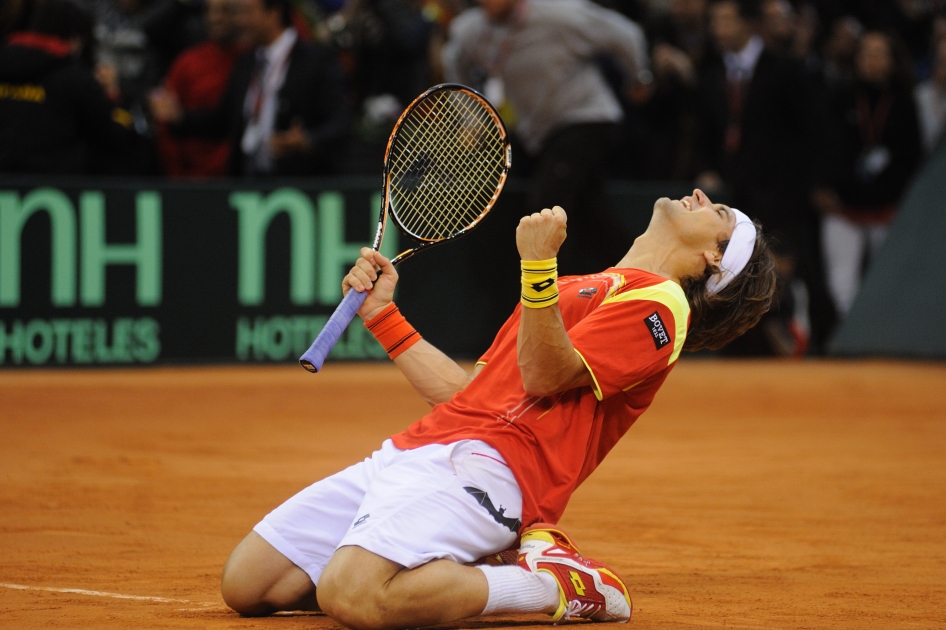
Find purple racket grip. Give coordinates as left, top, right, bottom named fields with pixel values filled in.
left=299, top=289, right=368, bottom=372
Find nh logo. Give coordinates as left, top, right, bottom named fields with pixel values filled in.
left=0, top=188, right=162, bottom=307
left=231, top=188, right=397, bottom=306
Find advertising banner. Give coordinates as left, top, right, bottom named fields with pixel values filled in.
left=0, top=177, right=674, bottom=367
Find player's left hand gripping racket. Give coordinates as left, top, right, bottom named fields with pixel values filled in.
left=299, top=84, right=512, bottom=372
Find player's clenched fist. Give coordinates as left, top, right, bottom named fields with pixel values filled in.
left=342, top=247, right=399, bottom=320
left=516, top=206, right=567, bottom=260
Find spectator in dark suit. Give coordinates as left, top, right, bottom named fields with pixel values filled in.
left=150, top=0, right=349, bottom=176
left=694, top=0, right=834, bottom=353
left=637, top=0, right=713, bottom=179
left=821, top=16, right=863, bottom=92
left=649, top=0, right=713, bottom=70
left=0, top=0, right=137, bottom=174
left=343, top=0, right=435, bottom=110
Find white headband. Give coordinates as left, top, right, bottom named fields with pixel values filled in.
left=705, top=208, right=757, bottom=295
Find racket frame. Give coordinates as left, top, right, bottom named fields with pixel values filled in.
left=379, top=83, right=512, bottom=265
left=299, top=83, right=511, bottom=373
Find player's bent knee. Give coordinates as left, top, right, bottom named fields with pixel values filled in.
left=221, top=554, right=274, bottom=616
left=318, top=574, right=385, bottom=629
left=221, top=531, right=315, bottom=617
left=318, top=548, right=401, bottom=630
left=220, top=580, right=265, bottom=616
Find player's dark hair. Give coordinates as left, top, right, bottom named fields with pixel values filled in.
left=681, top=221, right=777, bottom=351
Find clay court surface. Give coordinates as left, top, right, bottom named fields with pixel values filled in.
left=2, top=360, right=945, bottom=629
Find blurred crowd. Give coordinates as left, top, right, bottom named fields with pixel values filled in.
left=2, top=0, right=945, bottom=354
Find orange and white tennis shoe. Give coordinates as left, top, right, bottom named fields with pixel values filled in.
left=517, top=523, right=632, bottom=623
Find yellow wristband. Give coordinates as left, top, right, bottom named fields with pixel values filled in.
left=521, top=258, right=559, bottom=308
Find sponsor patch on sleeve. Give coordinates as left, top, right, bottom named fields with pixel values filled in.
left=644, top=311, right=671, bottom=350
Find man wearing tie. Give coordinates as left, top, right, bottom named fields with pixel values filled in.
left=151, top=0, right=349, bottom=176
left=693, top=0, right=834, bottom=352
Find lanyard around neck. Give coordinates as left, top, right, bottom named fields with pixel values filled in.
left=855, top=90, right=893, bottom=148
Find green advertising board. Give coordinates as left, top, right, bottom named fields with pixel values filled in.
left=0, top=178, right=402, bottom=366
left=0, top=177, right=676, bottom=367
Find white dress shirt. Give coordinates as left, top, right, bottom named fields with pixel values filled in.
left=242, top=27, right=298, bottom=174
left=724, top=35, right=764, bottom=84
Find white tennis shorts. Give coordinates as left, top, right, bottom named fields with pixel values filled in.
left=253, top=439, right=522, bottom=585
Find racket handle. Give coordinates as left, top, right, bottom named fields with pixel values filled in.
left=299, top=289, right=368, bottom=373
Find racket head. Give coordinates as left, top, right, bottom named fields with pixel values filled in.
left=380, top=84, right=511, bottom=263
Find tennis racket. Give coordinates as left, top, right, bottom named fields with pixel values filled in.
left=299, top=84, right=512, bottom=372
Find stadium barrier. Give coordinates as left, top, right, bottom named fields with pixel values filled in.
left=0, top=177, right=695, bottom=367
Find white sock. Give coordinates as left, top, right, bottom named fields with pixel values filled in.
left=477, top=564, right=560, bottom=615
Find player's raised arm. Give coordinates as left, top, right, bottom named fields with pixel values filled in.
left=515, top=207, right=594, bottom=397
left=343, top=248, right=475, bottom=406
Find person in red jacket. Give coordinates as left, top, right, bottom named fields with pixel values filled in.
left=220, top=191, right=776, bottom=627
left=155, top=0, right=245, bottom=178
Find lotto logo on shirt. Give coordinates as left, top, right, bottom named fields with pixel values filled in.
left=644, top=312, right=670, bottom=350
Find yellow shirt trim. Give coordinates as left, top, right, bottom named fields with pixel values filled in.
left=602, top=280, right=690, bottom=365
left=574, top=349, right=604, bottom=401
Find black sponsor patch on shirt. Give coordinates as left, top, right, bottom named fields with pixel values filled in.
left=644, top=311, right=671, bottom=350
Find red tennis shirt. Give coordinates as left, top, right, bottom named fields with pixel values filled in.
left=391, top=268, right=690, bottom=528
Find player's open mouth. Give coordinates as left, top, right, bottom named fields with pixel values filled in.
left=680, top=198, right=692, bottom=211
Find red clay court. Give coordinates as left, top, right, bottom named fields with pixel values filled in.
left=2, top=359, right=945, bottom=629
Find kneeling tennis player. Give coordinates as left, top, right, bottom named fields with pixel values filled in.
left=221, top=189, right=777, bottom=627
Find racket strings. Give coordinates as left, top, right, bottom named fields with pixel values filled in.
left=391, top=96, right=497, bottom=237
left=387, top=90, right=506, bottom=241
left=391, top=115, right=464, bottom=238
left=418, top=95, right=504, bottom=231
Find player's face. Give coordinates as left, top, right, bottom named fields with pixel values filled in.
left=654, top=189, right=736, bottom=262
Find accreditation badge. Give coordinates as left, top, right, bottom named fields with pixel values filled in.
left=856, top=145, right=891, bottom=182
